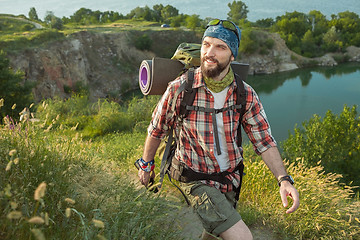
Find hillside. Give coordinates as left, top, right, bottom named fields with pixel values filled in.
left=3, top=16, right=360, bottom=102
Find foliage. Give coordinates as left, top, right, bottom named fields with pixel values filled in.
left=0, top=107, right=182, bottom=239
left=35, top=94, right=159, bottom=138
left=240, top=146, right=360, bottom=239
left=227, top=0, right=249, bottom=23
left=0, top=28, right=65, bottom=51
left=134, top=33, right=152, bottom=51
left=272, top=10, right=360, bottom=57
left=0, top=51, right=33, bottom=120
left=63, top=8, right=124, bottom=25
left=185, top=14, right=201, bottom=31
left=282, top=105, right=360, bottom=187
left=28, top=7, right=39, bottom=21
left=253, top=18, right=275, bottom=28
left=1, top=94, right=359, bottom=239
left=238, top=29, right=275, bottom=55
left=44, top=11, right=63, bottom=30
left=0, top=17, right=35, bottom=33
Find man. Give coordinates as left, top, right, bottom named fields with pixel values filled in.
left=137, top=19, right=300, bottom=240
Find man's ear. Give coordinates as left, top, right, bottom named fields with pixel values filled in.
left=231, top=55, right=235, bottom=61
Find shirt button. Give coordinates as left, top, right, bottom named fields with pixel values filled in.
left=210, top=149, right=213, bottom=152
left=210, top=131, right=213, bottom=134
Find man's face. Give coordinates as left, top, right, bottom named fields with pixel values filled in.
left=201, top=36, right=234, bottom=79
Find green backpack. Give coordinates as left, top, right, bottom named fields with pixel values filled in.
left=171, top=43, right=201, bottom=71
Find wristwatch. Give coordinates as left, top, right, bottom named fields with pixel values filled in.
left=278, top=175, right=294, bottom=187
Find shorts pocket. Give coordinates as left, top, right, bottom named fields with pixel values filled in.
left=191, top=187, right=228, bottom=232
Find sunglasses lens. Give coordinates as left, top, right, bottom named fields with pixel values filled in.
left=222, top=21, right=236, bottom=31
left=208, top=19, right=220, bottom=26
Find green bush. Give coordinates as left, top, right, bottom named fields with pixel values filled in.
left=20, top=24, right=33, bottom=31
left=29, top=29, right=65, bottom=45
left=35, top=95, right=159, bottom=137
left=134, top=34, right=152, bottom=51
left=282, top=105, right=360, bottom=187
left=0, top=51, right=34, bottom=120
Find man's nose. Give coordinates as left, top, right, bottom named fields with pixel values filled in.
left=206, top=46, right=216, bottom=57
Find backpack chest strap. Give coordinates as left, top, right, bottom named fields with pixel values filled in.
left=185, top=104, right=242, bottom=155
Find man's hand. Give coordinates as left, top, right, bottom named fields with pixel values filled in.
left=138, top=168, right=155, bottom=187
left=279, top=181, right=300, bottom=214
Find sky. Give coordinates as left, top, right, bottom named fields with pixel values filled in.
left=0, top=0, right=359, bottom=22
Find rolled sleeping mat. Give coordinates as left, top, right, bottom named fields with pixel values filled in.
left=139, top=57, right=249, bottom=95
left=139, top=57, right=184, bottom=95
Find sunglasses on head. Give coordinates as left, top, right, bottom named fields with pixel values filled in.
left=206, top=19, right=240, bottom=44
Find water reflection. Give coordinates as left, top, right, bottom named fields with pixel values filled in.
left=247, top=63, right=360, bottom=94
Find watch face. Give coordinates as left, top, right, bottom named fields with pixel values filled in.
left=278, top=175, right=294, bottom=186
left=289, top=175, right=294, bottom=184
left=285, top=175, right=294, bottom=184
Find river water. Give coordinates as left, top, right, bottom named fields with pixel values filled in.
left=246, top=62, right=360, bottom=144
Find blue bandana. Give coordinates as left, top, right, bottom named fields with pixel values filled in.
left=202, top=21, right=241, bottom=58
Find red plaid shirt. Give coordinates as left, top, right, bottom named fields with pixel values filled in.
left=148, top=67, right=277, bottom=192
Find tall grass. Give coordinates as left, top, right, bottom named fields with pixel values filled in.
left=0, top=101, right=184, bottom=240
left=1, top=95, right=359, bottom=239
left=240, top=144, right=360, bottom=239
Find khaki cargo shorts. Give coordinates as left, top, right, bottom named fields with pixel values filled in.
left=180, top=181, right=242, bottom=236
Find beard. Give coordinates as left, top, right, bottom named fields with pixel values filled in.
left=201, top=55, right=232, bottom=79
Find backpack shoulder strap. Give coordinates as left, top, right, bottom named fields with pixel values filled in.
left=179, top=68, right=196, bottom=119
left=235, top=73, right=247, bottom=147
left=159, top=68, right=196, bottom=188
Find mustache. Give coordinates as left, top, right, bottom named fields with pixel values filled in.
left=202, top=56, right=219, bottom=64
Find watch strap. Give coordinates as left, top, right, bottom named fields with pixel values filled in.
left=278, top=175, right=294, bottom=187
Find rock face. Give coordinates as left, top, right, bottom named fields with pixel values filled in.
left=239, top=32, right=307, bottom=75
left=7, top=30, right=360, bottom=102
left=8, top=31, right=154, bottom=102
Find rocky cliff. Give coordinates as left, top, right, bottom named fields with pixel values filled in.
left=8, top=31, right=155, bottom=102
left=7, top=30, right=360, bottom=102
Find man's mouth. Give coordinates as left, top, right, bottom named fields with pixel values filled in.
left=204, top=57, right=218, bottom=65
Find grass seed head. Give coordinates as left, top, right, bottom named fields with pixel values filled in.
left=31, top=229, right=46, bottom=240
left=34, top=182, right=47, bottom=201
left=5, top=161, right=13, bottom=171
left=64, top=198, right=76, bottom=204
left=65, top=208, right=71, bottom=218
left=28, top=216, right=45, bottom=224
left=9, top=149, right=17, bottom=156
left=7, top=211, right=22, bottom=219
left=92, top=219, right=105, bottom=228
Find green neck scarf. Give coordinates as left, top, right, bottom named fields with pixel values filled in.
left=204, top=68, right=234, bottom=93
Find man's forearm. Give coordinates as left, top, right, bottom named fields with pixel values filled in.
left=260, top=146, right=288, bottom=180
left=142, top=135, right=161, bottom=162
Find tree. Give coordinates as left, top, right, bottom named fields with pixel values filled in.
left=322, top=26, right=342, bottom=52
left=254, top=18, right=275, bottom=28
left=71, top=8, right=93, bottom=23
left=0, top=51, right=33, bottom=120
left=44, top=11, right=63, bottom=30
left=153, top=4, right=164, bottom=22
left=161, top=5, right=179, bottom=20
left=186, top=14, right=201, bottom=31
left=301, top=30, right=317, bottom=57
left=227, top=1, right=248, bottom=23
left=28, top=7, right=39, bottom=21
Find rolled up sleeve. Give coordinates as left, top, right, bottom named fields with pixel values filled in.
left=242, top=83, right=277, bottom=155
left=147, top=80, right=180, bottom=140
